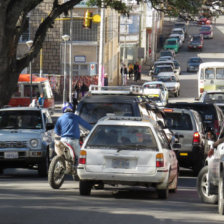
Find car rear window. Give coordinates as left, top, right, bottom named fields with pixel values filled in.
left=86, top=125, right=158, bottom=150
left=164, top=113, right=193, bottom=130
left=79, top=103, right=134, bottom=124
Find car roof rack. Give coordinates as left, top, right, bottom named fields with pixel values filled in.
left=89, top=85, right=143, bottom=95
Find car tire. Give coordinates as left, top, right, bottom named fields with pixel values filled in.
left=218, top=174, right=224, bottom=215
left=48, top=155, right=66, bottom=189
left=197, top=166, right=218, bottom=204
left=157, top=186, right=168, bottom=199
left=38, top=152, right=49, bottom=177
left=79, top=180, right=92, bottom=196
left=169, top=173, right=178, bottom=193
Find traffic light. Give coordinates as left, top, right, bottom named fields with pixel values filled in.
left=83, top=10, right=92, bottom=29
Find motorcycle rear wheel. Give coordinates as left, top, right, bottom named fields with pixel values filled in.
left=48, top=155, right=66, bottom=189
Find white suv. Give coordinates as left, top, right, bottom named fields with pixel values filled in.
left=78, top=116, right=179, bottom=199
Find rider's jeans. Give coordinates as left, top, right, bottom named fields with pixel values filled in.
left=55, top=137, right=81, bottom=165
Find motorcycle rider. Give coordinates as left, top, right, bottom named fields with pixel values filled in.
left=54, top=102, right=92, bottom=165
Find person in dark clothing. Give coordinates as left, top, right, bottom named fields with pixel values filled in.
left=80, top=83, right=89, bottom=97
left=134, top=62, right=139, bottom=82
left=104, top=74, right=108, bottom=86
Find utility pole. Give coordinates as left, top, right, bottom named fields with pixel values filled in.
left=98, top=1, right=105, bottom=87
left=69, top=9, right=73, bottom=103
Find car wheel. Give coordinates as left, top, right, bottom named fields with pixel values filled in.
left=169, top=173, right=178, bottom=193
left=38, top=152, right=49, bottom=177
left=197, top=166, right=218, bottom=204
left=157, top=186, right=168, bottom=199
left=79, top=180, right=93, bottom=196
left=218, top=174, right=224, bottom=215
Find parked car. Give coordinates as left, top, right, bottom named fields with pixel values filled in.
left=0, top=107, right=55, bottom=176
left=78, top=116, right=179, bottom=199
left=173, top=60, right=182, bottom=75
left=199, top=25, right=213, bottom=39
left=197, top=121, right=224, bottom=215
left=171, top=28, right=185, bottom=42
left=169, top=33, right=183, bottom=47
left=142, top=81, right=169, bottom=107
left=150, top=65, right=174, bottom=80
left=159, top=50, right=175, bottom=59
left=156, top=73, right=180, bottom=97
left=166, top=102, right=224, bottom=139
left=188, top=34, right=204, bottom=51
left=153, top=60, right=176, bottom=75
left=187, top=57, right=203, bottom=72
left=198, top=16, right=211, bottom=25
left=163, top=38, right=179, bottom=53
left=173, top=22, right=187, bottom=35
left=163, top=107, right=205, bottom=175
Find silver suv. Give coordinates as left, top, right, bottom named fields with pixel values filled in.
left=0, top=107, right=55, bottom=177
left=163, top=108, right=205, bottom=176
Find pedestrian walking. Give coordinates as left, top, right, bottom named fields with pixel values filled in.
left=128, top=63, right=134, bottom=79
left=38, top=93, right=45, bottom=108
left=121, top=64, right=128, bottom=85
left=134, top=62, right=139, bottom=82
left=80, top=82, right=89, bottom=97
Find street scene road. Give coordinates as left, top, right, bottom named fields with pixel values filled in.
left=1, top=15, right=224, bottom=224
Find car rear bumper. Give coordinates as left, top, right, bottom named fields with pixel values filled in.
left=77, top=167, right=169, bottom=184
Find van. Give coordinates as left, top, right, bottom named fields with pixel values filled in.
left=8, top=74, right=55, bottom=113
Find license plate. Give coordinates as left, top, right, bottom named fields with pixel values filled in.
left=4, top=152, right=18, bottom=159
left=112, top=159, right=129, bottom=169
left=180, top=153, right=188, bottom=156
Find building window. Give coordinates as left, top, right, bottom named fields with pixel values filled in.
left=63, top=20, right=97, bottom=41
left=73, top=64, right=89, bottom=76
left=19, top=17, right=30, bottom=42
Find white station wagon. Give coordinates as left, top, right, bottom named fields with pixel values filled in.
left=78, top=116, right=179, bottom=199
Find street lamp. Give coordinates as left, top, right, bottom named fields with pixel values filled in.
left=26, top=40, right=33, bottom=103
left=62, top=34, right=70, bottom=105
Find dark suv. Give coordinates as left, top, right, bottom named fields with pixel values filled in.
left=163, top=108, right=205, bottom=175
left=166, top=102, right=224, bottom=139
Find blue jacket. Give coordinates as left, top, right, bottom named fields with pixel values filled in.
left=54, top=112, right=92, bottom=139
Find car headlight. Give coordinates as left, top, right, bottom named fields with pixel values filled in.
left=30, top=139, right=38, bottom=148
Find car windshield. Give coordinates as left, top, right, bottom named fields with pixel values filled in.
left=200, top=26, right=211, bottom=31
left=79, top=103, right=134, bottom=124
left=160, top=52, right=172, bottom=57
left=192, top=36, right=201, bottom=41
left=172, top=30, right=183, bottom=35
left=158, top=76, right=176, bottom=82
left=86, top=125, right=158, bottom=150
left=189, top=58, right=201, bottom=63
left=204, top=93, right=224, bottom=103
left=166, top=40, right=177, bottom=45
left=0, top=110, right=42, bottom=129
left=155, top=66, right=173, bottom=74
left=164, top=113, right=193, bottom=130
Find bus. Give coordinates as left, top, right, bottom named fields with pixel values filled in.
left=8, top=74, right=55, bottom=113
left=198, top=62, right=224, bottom=97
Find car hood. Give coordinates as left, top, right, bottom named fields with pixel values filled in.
left=0, top=129, right=43, bottom=141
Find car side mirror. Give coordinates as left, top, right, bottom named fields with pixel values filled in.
left=46, top=123, right=54, bottom=130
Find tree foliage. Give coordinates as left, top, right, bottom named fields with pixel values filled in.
left=0, top=0, right=223, bottom=107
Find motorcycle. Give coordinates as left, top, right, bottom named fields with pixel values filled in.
left=48, top=130, right=89, bottom=189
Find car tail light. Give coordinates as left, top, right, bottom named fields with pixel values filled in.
left=193, top=132, right=200, bottom=144
left=79, top=150, right=87, bottom=164
left=214, top=120, right=219, bottom=136
left=156, top=153, right=164, bottom=167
